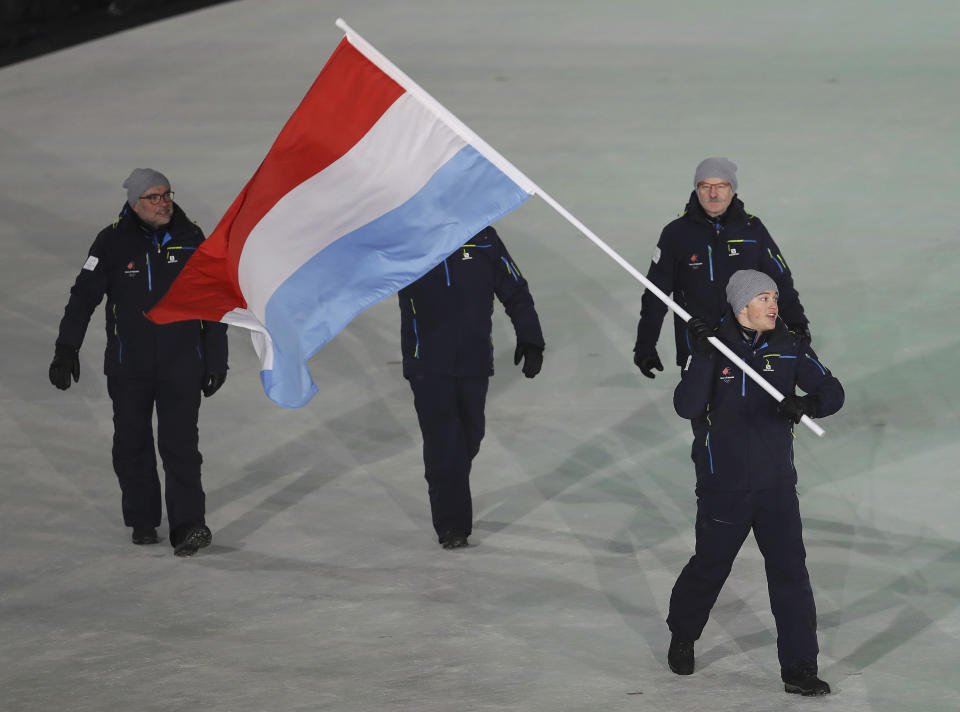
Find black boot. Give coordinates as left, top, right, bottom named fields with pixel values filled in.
left=172, top=523, right=212, bottom=557
left=131, top=527, right=158, bottom=545
left=781, top=662, right=830, bottom=696
left=439, top=532, right=469, bottom=549
left=667, top=636, right=695, bottom=675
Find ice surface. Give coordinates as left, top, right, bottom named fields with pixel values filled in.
left=1, top=1, right=958, bottom=710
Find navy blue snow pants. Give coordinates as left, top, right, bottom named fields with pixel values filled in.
left=666, top=485, right=819, bottom=667
left=407, top=373, right=489, bottom=541
left=107, top=369, right=205, bottom=540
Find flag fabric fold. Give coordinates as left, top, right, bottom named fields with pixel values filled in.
left=148, top=36, right=533, bottom=408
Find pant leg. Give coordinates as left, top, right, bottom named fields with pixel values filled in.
left=752, top=485, right=819, bottom=667
left=107, top=374, right=161, bottom=528
left=667, top=489, right=756, bottom=641
left=457, top=377, right=489, bottom=461
left=155, top=367, right=205, bottom=537
left=408, top=373, right=478, bottom=539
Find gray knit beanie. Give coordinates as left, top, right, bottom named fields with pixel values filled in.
left=694, top=157, right=737, bottom=193
left=123, top=168, right=170, bottom=208
left=726, top=269, right=777, bottom=315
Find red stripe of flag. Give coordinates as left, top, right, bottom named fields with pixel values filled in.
left=149, top=38, right=404, bottom=324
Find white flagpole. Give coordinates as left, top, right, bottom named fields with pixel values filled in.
left=335, top=19, right=824, bottom=437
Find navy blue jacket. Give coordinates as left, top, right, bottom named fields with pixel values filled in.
left=636, top=193, right=807, bottom=366
left=673, top=314, right=843, bottom=491
left=398, top=226, right=544, bottom=378
left=56, top=203, right=228, bottom=377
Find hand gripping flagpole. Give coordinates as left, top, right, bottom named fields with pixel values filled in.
left=335, top=19, right=824, bottom=437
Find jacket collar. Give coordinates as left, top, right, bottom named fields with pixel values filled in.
left=717, top=308, right=792, bottom=352
left=117, top=201, right=185, bottom=236
left=683, top=192, right=748, bottom=228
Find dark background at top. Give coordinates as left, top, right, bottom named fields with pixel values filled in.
left=1, top=0, right=239, bottom=67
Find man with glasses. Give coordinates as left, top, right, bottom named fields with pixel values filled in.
left=49, top=168, right=228, bottom=557
left=632, top=157, right=811, bottom=379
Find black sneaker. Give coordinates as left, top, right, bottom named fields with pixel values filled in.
left=172, top=524, right=212, bottom=557
left=132, top=527, right=158, bottom=545
left=439, top=532, right=469, bottom=549
left=667, top=637, right=695, bottom=675
left=782, top=662, right=831, bottom=696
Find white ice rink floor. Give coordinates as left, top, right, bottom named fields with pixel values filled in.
left=2, top=1, right=959, bottom=710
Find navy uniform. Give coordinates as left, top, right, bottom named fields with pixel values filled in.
left=668, top=309, right=843, bottom=686
left=52, top=200, right=228, bottom=550
left=635, top=193, right=808, bottom=369
left=398, top=226, right=544, bottom=547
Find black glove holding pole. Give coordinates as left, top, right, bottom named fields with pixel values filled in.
left=686, top=317, right=714, bottom=357
left=777, top=394, right=819, bottom=424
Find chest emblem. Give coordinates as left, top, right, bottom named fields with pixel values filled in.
left=727, top=239, right=758, bottom=256
left=763, top=360, right=775, bottom=372
left=124, top=261, right=139, bottom=277
left=461, top=249, right=472, bottom=261
left=688, top=253, right=703, bottom=270
left=167, top=253, right=179, bottom=264
left=719, top=366, right=735, bottom=384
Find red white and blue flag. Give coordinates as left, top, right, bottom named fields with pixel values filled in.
left=148, top=30, right=534, bottom=408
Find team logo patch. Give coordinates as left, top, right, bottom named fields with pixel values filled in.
left=167, top=253, right=178, bottom=263
left=763, top=360, right=774, bottom=372
left=719, top=365, right=735, bottom=384
left=461, top=249, right=472, bottom=260
left=124, top=260, right=139, bottom=277
left=688, top=253, right=703, bottom=270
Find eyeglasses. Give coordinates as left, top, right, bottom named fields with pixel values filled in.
left=139, top=191, right=174, bottom=205
left=696, top=182, right=731, bottom=193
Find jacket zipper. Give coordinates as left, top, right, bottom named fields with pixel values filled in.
left=113, top=304, right=123, bottom=363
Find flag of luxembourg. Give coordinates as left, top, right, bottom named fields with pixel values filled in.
left=148, top=24, right=536, bottom=408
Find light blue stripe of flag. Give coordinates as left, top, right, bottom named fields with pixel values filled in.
left=261, top=144, right=531, bottom=407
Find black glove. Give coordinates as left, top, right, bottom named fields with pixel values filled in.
left=777, top=394, right=819, bottom=424
left=633, top=348, right=663, bottom=379
left=513, top=344, right=543, bottom=378
left=49, top=344, right=80, bottom=390
left=202, top=372, right=227, bottom=397
left=790, top=322, right=812, bottom=344
left=686, top=318, right=714, bottom=356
